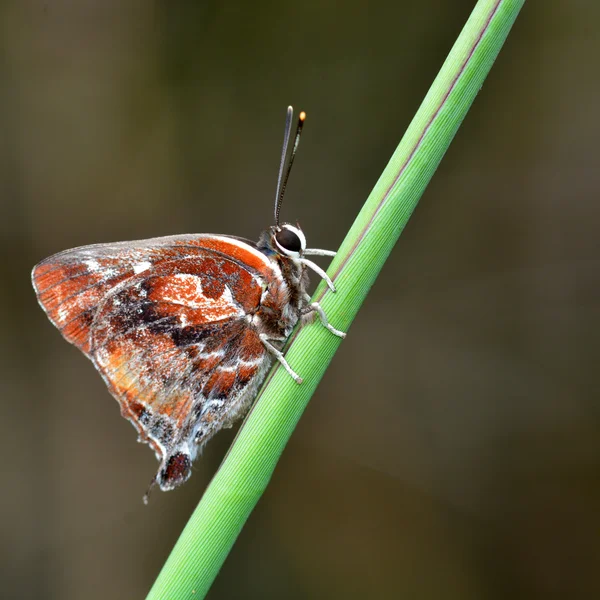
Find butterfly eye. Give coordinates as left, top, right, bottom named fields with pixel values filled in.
left=275, top=227, right=302, bottom=254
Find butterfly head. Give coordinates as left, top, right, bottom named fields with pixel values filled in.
left=263, top=222, right=337, bottom=291
left=273, top=223, right=306, bottom=259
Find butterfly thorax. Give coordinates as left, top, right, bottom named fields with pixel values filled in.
left=254, top=227, right=310, bottom=340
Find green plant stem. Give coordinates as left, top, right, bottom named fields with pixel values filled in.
left=146, top=1, right=526, bottom=598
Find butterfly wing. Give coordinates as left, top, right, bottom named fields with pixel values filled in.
left=32, top=234, right=278, bottom=491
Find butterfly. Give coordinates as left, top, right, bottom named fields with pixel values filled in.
left=31, top=107, right=345, bottom=502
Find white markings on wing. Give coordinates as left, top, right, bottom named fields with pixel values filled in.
left=57, top=304, right=69, bottom=324
left=217, top=358, right=263, bottom=372
left=133, top=261, right=152, bottom=274
left=84, top=258, right=117, bottom=280
left=197, top=350, right=227, bottom=361
left=159, top=273, right=244, bottom=321
left=84, top=259, right=100, bottom=272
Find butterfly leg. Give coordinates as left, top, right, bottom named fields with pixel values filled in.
left=302, top=294, right=346, bottom=338
left=303, top=248, right=336, bottom=257
left=301, top=248, right=338, bottom=291
left=259, top=333, right=303, bottom=384
left=299, top=258, right=336, bottom=292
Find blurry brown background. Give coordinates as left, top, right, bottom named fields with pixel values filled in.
left=2, top=1, right=599, bottom=599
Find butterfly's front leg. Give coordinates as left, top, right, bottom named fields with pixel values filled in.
left=301, top=293, right=346, bottom=338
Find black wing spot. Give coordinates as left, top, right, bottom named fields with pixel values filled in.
left=159, top=452, right=191, bottom=488
left=172, top=324, right=218, bottom=347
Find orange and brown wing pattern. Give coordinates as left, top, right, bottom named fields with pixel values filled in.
left=32, top=234, right=279, bottom=492
left=90, top=262, right=267, bottom=453
left=31, top=234, right=276, bottom=355
left=32, top=248, right=133, bottom=354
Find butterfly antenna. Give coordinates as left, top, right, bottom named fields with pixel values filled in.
left=274, top=107, right=306, bottom=226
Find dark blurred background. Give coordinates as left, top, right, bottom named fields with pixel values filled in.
left=2, top=1, right=599, bottom=598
